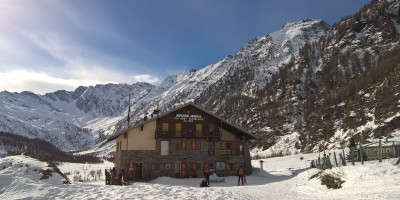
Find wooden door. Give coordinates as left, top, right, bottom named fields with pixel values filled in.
left=135, top=163, right=143, bottom=179
left=181, top=162, right=187, bottom=177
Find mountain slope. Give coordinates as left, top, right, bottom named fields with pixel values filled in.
left=0, top=83, right=154, bottom=150
left=248, top=0, right=400, bottom=154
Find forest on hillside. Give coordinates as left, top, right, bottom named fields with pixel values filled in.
left=0, top=132, right=101, bottom=163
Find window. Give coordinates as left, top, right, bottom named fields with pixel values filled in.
left=152, top=163, right=161, bottom=172
left=208, top=142, right=215, bottom=155
left=175, top=162, right=180, bottom=174
left=229, top=163, right=235, bottom=171
left=196, top=124, right=202, bottom=136
left=196, top=162, right=202, bottom=171
left=162, top=123, right=169, bottom=132
left=208, top=142, right=215, bottom=149
left=209, top=162, right=215, bottom=170
left=221, top=142, right=234, bottom=150
left=197, top=141, right=202, bottom=150
left=191, top=140, right=201, bottom=150
left=215, top=162, right=225, bottom=170
left=208, top=124, right=214, bottom=133
left=117, top=141, right=122, bottom=151
left=175, top=123, right=181, bottom=136
left=161, top=141, right=169, bottom=155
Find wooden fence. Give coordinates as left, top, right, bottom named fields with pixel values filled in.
left=313, top=140, right=400, bottom=170
left=311, top=149, right=348, bottom=170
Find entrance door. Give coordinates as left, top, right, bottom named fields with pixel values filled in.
left=135, top=163, right=143, bottom=180
left=174, top=161, right=181, bottom=177
left=181, top=162, right=187, bottom=178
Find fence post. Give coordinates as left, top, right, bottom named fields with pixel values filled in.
left=360, top=144, right=364, bottom=165
left=314, top=159, right=317, bottom=169
left=351, top=147, right=355, bottom=165
left=342, top=149, right=347, bottom=166
left=334, top=152, right=338, bottom=167
left=318, top=157, right=321, bottom=169
left=379, top=140, right=382, bottom=163
left=327, top=154, right=332, bottom=169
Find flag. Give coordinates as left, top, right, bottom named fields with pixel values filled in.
left=127, top=95, right=131, bottom=124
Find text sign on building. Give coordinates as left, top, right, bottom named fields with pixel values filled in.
left=174, top=114, right=203, bottom=122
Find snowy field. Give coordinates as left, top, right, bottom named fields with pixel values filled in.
left=1, top=154, right=400, bottom=200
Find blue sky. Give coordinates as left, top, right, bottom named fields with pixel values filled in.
left=0, top=0, right=370, bottom=94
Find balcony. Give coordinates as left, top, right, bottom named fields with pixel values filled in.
left=219, top=149, right=242, bottom=156
left=155, top=129, right=221, bottom=140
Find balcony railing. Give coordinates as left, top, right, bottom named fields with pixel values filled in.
left=219, top=149, right=243, bottom=156
left=155, top=129, right=221, bottom=140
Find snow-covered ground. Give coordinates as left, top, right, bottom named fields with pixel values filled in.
left=1, top=154, right=400, bottom=199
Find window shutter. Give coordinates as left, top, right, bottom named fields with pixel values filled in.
left=160, top=163, right=164, bottom=172
left=191, top=162, right=196, bottom=172
left=181, top=140, right=187, bottom=150
left=181, top=162, right=186, bottom=177
left=191, top=140, right=196, bottom=150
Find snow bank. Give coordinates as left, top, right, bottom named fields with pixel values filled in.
left=0, top=155, right=69, bottom=199
left=1, top=154, right=400, bottom=199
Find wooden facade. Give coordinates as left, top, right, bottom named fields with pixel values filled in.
left=108, top=103, right=256, bottom=181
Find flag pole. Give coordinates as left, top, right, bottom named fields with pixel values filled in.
left=125, top=94, right=131, bottom=182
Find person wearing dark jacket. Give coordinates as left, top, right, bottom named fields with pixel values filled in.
left=238, top=166, right=244, bottom=185
left=204, top=168, right=210, bottom=186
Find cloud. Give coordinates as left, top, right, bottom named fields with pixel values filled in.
left=0, top=0, right=163, bottom=94
left=0, top=70, right=80, bottom=94
left=0, top=69, right=159, bottom=95
left=134, top=75, right=160, bottom=83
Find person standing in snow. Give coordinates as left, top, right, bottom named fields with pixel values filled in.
left=238, top=166, right=244, bottom=185
left=111, top=167, right=117, bottom=182
left=119, top=168, right=125, bottom=183
left=204, top=168, right=210, bottom=186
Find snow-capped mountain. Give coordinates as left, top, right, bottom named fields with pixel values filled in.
left=0, top=83, right=154, bottom=150
left=1, top=0, right=400, bottom=156
left=125, top=19, right=330, bottom=122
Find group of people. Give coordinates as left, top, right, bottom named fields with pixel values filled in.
left=111, top=167, right=125, bottom=182
left=200, top=166, right=246, bottom=187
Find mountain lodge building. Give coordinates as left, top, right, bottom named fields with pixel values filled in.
left=108, top=103, right=257, bottom=181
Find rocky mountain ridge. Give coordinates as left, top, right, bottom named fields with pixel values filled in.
left=0, top=82, right=154, bottom=150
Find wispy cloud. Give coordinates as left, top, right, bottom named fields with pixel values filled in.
left=0, top=0, right=160, bottom=94
left=0, top=69, right=159, bottom=95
